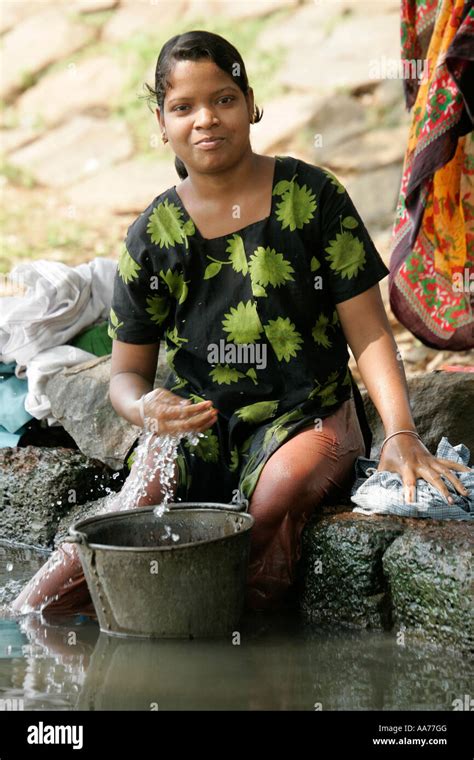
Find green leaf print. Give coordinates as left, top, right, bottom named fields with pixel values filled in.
left=273, top=175, right=317, bottom=231
left=222, top=301, right=264, bottom=344
left=342, top=216, right=359, bottom=230
left=209, top=364, right=245, bottom=385
left=175, top=452, right=189, bottom=490
left=166, top=326, right=188, bottom=347
left=312, top=313, right=332, bottom=349
left=204, top=262, right=222, bottom=280
left=146, top=199, right=195, bottom=249
left=146, top=294, right=170, bottom=325
left=235, top=399, right=279, bottom=424
left=323, top=169, right=346, bottom=194
left=118, top=244, right=141, bottom=284
left=107, top=307, right=124, bottom=340
left=246, top=368, right=258, bottom=386
left=159, top=268, right=189, bottom=304
left=249, top=246, right=295, bottom=288
left=229, top=446, right=239, bottom=473
left=308, top=370, right=340, bottom=406
left=310, top=256, right=320, bottom=272
left=263, top=424, right=289, bottom=448
left=226, top=234, right=248, bottom=276
left=325, top=231, right=366, bottom=279
left=240, top=461, right=266, bottom=501
left=184, top=428, right=220, bottom=463
left=263, top=317, right=303, bottom=362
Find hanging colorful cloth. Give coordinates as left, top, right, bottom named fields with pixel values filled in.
left=389, top=0, right=474, bottom=350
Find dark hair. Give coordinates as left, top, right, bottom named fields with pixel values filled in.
left=144, top=30, right=264, bottom=180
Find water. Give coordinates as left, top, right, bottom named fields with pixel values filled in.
left=0, top=542, right=472, bottom=710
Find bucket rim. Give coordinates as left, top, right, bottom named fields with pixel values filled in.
left=68, top=504, right=255, bottom=553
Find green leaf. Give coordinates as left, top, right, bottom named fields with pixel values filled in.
left=263, top=317, right=303, bottom=362
left=342, top=216, right=359, bottom=229
left=236, top=399, right=279, bottom=424
left=222, top=300, right=264, bottom=344
left=310, top=256, right=320, bottom=272
left=324, top=231, right=367, bottom=279
left=225, top=234, right=248, bottom=275
left=204, top=261, right=222, bottom=280
left=117, top=244, right=141, bottom=284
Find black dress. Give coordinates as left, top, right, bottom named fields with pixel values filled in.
left=108, top=155, right=390, bottom=504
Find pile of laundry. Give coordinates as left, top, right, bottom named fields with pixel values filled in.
left=0, top=258, right=117, bottom=447
left=350, top=437, right=474, bottom=520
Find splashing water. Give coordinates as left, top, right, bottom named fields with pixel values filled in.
left=113, top=420, right=204, bottom=542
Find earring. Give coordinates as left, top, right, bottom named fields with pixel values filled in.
left=161, top=133, right=168, bottom=143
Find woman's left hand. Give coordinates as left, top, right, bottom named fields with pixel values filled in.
left=377, top=433, right=471, bottom=504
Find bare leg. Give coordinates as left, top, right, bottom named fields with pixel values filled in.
left=10, top=434, right=178, bottom=616
left=245, top=398, right=365, bottom=612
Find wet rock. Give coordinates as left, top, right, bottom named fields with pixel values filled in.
left=0, top=8, right=96, bottom=101
left=8, top=115, right=133, bottom=188
left=298, top=512, right=473, bottom=652
left=0, top=446, right=122, bottom=548
left=383, top=523, right=473, bottom=652
left=362, top=371, right=474, bottom=458
left=45, top=349, right=171, bottom=469
left=16, top=56, right=126, bottom=130
left=298, top=512, right=405, bottom=630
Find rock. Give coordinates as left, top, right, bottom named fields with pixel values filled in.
left=16, top=56, right=126, bottom=129
left=8, top=115, right=133, bottom=188
left=185, top=0, right=298, bottom=20
left=301, top=93, right=369, bottom=165
left=0, top=125, right=43, bottom=154
left=324, top=125, right=409, bottom=172
left=383, top=523, right=473, bottom=652
left=250, top=93, right=325, bottom=154
left=362, top=371, right=474, bottom=458
left=0, top=446, right=122, bottom=547
left=102, top=0, right=187, bottom=42
left=342, top=164, right=403, bottom=230
left=65, top=157, right=179, bottom=213
left=45, top=349, right=172, bottom=469
left=256, top=2, right=339, bottom=54
left=0, top=1, right=47, bottom=36
left=0, top=8, right=96, bottom=101
left=298, top=512, right=405, bottom=630
left=72, top=0, right=119, bottom=11
left=298, top=512, right=473, bottom=652
left=279, top=11, right=400, bottom=94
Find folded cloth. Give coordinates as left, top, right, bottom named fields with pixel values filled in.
left=22, top=345, right=98, bottom=424
left=350, top=437, right=474, bottom=521
left=0, top=258, right=117, bottom=366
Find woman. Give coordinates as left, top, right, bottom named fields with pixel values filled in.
left=11, top=30, right=470, bottom=617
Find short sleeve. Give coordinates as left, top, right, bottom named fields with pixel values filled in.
left=107, top=233, right=171, bottom=345
left=317, top=170, right=390, bottom=304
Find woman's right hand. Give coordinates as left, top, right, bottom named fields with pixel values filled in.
left=139, top=388, right=218, bottom=435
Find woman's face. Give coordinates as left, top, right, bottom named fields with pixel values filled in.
left=156, top=58, right=254, bottom=176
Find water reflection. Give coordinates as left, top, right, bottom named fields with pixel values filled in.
left=1, top=544, right=472, bottom=711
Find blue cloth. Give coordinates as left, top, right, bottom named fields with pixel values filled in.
left=350, top=436, right=474, bottom=520
left=0, top=362, right=32, bottom=447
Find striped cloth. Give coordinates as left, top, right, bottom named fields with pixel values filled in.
left=350, top=437, right=474, bottom=520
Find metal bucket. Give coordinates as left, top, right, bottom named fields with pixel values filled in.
left=67, top=499, right=254, bottom=639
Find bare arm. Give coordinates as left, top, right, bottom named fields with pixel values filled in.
left=109, top=340, right=159, bottom=428
left=336, top=284, right=470, bottom=503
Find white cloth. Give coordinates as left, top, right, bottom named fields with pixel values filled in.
left=0, top=258, right=116, bottom=366
left=22, top=345, right=99, bottom=425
